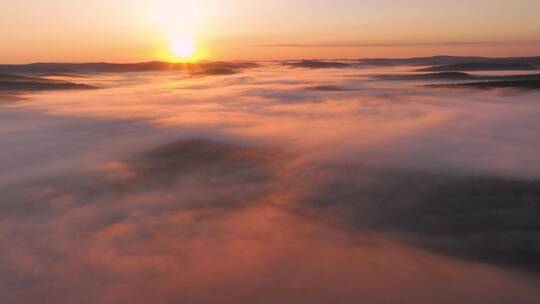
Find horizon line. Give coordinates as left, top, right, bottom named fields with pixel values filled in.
left=2, top=54, right=540, bottom=66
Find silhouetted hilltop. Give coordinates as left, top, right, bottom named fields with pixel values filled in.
left=422, top=73, right=540, bottom=90
left=463, top=79, right=540, bottom=89
left=374, top=72, right=473, bottom=81
left=284, top=60, right=354, bottom=69
left=39, top=73, right=88, bottom=78
left=431, top=79, right=540, bottom=90
left=0, top=73, right=95, bottom=91
left=358, top=56, right=540, bottom=68
left=418, top=62, right=537, bottom=72
left=190, top=68, right=239, bottom=76
left=359, top=56, right=488, bottom=66
left=374, top=72, right=540, bottom=82
left=0, top=61, right=258, bottom=75
left=305, top=85, right=358, bottom=91
left=0, top=73, right=56, bottom=83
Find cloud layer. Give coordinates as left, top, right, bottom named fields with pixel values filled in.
left=1, top=61, right=540, bottom=303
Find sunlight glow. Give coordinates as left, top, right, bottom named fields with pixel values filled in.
left=157, top=0, right=201, bottom=61
left=170, top=35, right=196, bottom=58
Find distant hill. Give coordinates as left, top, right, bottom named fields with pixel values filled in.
left=424, top=73, right=540, bottom=90
left=373, top=72, right=473, bottom=81
left=431, top=79, right=540, bottom=90
left=0, top=61, right=259, bottom=75
left=459, top=79, right=540, bottom=89
left=358, top=56, right=540, bottom=68
left=418, top=62, right=537, bottom=72
left=359, top=56, right=488, bottom=66
left=284, top=60, right=354, bottom=69
left=0, top=73, right=94, bottom=91
left=0, top=73, right=57, bottom=83
left=373, top=72, right=540, bottom=82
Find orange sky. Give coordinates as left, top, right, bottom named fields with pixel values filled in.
left=1, top=0, right=540, bottom=63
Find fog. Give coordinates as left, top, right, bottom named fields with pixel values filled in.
left=1, top=62, right=540, bottom=303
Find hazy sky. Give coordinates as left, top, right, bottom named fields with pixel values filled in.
left=1, top=0, right=540, bottom=62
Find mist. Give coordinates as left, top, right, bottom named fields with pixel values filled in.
left=1, top=60, right=540, bottom=303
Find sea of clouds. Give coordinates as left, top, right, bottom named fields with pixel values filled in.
left=1, top=62, right=540, bottom=303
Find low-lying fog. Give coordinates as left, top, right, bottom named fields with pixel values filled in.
left=1, top=62, right=540, bottom=304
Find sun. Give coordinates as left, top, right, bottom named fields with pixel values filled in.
left=170, top=35, right=196, bottom=59
left=158, top=0, right=201, bottom=61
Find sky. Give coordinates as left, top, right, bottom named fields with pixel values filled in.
left=1, top=0, right=540, bottom=62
